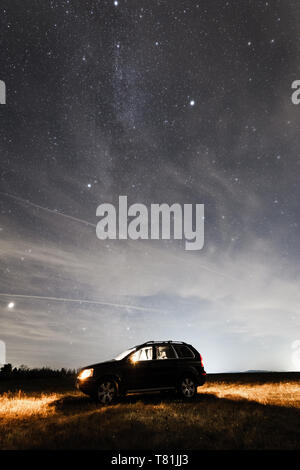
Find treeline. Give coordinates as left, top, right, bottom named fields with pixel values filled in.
left=0, top=363, right=77, bottom=379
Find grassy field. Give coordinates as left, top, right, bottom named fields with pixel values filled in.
left=0, top=373, right=299, bottom=450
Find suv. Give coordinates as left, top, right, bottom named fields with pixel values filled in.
left=76, top=341, right=206, bottom=404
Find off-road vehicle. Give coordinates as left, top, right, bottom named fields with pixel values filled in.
left=76, top=341, right=206, bottom=404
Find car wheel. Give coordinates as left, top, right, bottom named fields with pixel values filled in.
left=97, top=380, right=117, bottom=405
left=179, top=376, right=197, bottom=399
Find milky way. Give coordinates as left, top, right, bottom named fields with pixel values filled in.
left=0, top=1, right=300, bottom=371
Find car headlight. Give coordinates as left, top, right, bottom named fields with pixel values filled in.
left=78, top=368, right=94, bottom=380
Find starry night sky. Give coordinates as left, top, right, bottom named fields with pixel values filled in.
left=1, top=0, right=300, bottom=372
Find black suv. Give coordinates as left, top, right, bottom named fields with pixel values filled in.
left=76, top=341, right=206, bottom=404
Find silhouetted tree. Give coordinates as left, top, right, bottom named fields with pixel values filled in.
left=0, top=363, right=12, bottom=378
left=0, top=364, right=76, bottom=380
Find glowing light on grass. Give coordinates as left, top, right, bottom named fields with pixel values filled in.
left=0, top=392, right=58, bottom=418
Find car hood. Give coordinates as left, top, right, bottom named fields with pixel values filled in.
left=79, top=359, right=118, bottom=370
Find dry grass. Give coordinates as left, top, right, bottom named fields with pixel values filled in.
left=203, top=380, right=300, bottom=408
left=0, top=373, right=299, bottom=450
left=0, top=390, right=58, bottom=418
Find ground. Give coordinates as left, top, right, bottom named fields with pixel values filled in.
left=0, top=373, right=299, bottom=449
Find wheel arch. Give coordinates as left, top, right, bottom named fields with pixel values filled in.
left=177, top=368, right=199, bottom=387
left=95, top=374, right=121, bottom=394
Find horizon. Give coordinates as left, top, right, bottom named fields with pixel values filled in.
left=1, top=361, right=299, bottom=375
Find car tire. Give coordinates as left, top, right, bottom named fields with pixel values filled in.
left=97, top=379, right=118, bottom=405
left=178, top=376, right=197, bottom=400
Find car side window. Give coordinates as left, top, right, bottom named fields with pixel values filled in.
left=130, top=346, right=153, bottom=362
left=156, top=345, right=176, bottom=360
left=174, top=345, right=194, bottom=358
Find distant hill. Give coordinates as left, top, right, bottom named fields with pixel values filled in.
left=209, top=370, right=286, bottom=374
left=244, top=370, right=285, bottom=373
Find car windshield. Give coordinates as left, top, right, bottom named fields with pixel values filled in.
left=114, top=347, right=136, bottom=361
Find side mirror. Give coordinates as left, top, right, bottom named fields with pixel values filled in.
left=127, top=355, right=138, bottom=365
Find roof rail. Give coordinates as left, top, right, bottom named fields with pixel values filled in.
left=140, top=340, right=187, bottom=346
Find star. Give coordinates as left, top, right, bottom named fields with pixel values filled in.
left=189, top=99, right=195, bottom=106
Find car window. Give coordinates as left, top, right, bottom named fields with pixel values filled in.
left=130, top=346, right=153, bottom=362
left=174, top=345, right=194, bottom=358
left=156, top=345, right=176, bottom=360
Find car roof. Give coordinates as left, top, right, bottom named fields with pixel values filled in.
left=135, top=340, right=190, bottom=348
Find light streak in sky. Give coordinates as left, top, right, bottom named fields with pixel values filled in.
left=0, top=292, right=166, bottom=313
left=0, top=191, right=96, bottom=227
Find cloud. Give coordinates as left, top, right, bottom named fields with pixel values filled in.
left=1, top=197, right=299, bottom=371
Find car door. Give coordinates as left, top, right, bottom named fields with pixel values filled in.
left=151, top=344, right=178, bottom=389
left=123, top=346, right=157, bottom=391
left=173, top=344, right=197, bottom=380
